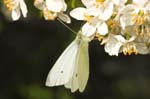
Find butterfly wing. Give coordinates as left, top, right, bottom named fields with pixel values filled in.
left=46, top=40, right=79, bottom=87
left=64, top=57, right=79, bottom=92
left=64, top=39, right=80, bottom=92
left=77, top=40, right=89, bottom=92
left=65, top=39, right=89, bottom=93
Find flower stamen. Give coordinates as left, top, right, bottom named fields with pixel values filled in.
left=43, top=8, right=57, bottom=20
left=135, top=25, right=150, bottom=37
left=95, top=33, right=104, bottom=41
left=123, top=43, right=138, bottom=55
left=106, top=19, right=118, bottom=28
left=4, top=0, right=17, bottom=11
left=131, top=10, right=147, bottom=25
left=94, top=0, right=105, bottom=8
left=84, top=15, right=94, bottom=23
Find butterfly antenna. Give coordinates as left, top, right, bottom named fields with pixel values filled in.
left=57, top=18, right=77, bottom=35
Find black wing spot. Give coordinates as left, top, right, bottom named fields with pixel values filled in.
left=61, top=71, right=64, bottom=74
left=76, top=73, right=78, bottom=77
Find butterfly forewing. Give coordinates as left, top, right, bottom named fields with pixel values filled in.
left=46, top=40, right=79, bottom=87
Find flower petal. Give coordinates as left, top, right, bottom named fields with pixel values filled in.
left=97, top=22, right=108, bottom=35
left=81, top=0, right=94, bottom=8
left=136, top=43, right=149, bottom=54
left=20, top=0, right=28, bottom=18
left=46, top=0, right=67, bottom=12
left=120, top=14, right=133, bottom=29
left=99, top=2, right=113, bottom=20
left=58, top=13, right=71, bottom=23
left=112, top=0, right=127, bottom=5
left=70, top=7, right=87, bottom=20
left=82, top=22, right=96, bottom=37
left=12, top=9, right=21, bottom=21
left=114, top=35, right=126, bottom=43
left=86, top=7, right=101, bottom=17
left=104, top=35, right=124, bottom=56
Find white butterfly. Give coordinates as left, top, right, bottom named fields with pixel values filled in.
left=46, top=33, right=90, bottom=92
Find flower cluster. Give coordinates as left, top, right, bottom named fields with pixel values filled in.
left=4, top=0, right=150, bottom=55
left=34, top=0, right=71, bottom=23
left=3, top=0, right=150, bottom=93
left=70, top=0, right=150, bottom=56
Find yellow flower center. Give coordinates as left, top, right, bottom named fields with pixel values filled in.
left=123, top=43, right=138, bottom=55
left=84, top=15, right=94, bottom=23
left=4, top=0, right=17, bottom=11
left=43, top=8, right=57, bottom=20
left=95, top=33, right=104, bottom=41
left=96, top=0, right=105, bottom=3
left=131, top=10, right=147, bottom=25
left=106, top=19, right=118, bottom=28
left=94, top=0, right=105, bottom=8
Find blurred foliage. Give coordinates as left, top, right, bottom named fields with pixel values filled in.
left=0, top=0, right=2, bottom=5
left=66, top=0, right=83, bottom=9
left=0, top=0, right=150, bottom=99
left=19, top=84, right=53, bottom=99
left=19, top=84, right=73, bottom=99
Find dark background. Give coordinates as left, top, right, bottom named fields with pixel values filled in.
left=0, top=0, right=150, bottom=99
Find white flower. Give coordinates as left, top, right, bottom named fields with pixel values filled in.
left=4, top=0, right=28, bottom=21
left=118, top=0, right=150, bottom=29
left=103, top=34, right=136, bottom=56
left=34, top=0, right=71, bottom=23
left=70, top=0, right=115, bottom=37
left=103, top=35, right=125, bottom=56
left=81, top=17, right=109, bottom=37
left=70, top=9, right=98, bottom=37
left=71, top=0, right=114, bottom=19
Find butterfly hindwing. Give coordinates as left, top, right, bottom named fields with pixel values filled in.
left=65, top=39, right=89, bottom=92
left=77, top=40, right=89, bottom=92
